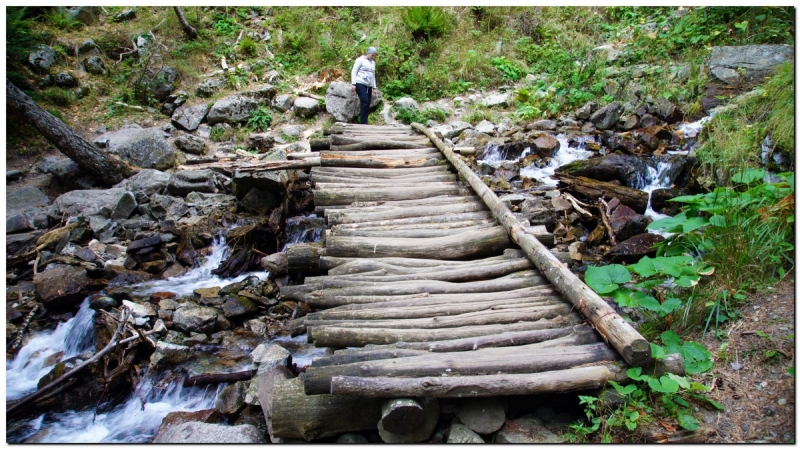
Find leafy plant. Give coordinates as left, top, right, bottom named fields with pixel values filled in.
left=210, top=127, right=226, bottom=142
left=225, top=66, right=251, bottom=89
left=6, top=7, right=40, bottom=65
left=238, top=36, right=258, bottom=57
left=491, top=56, right=526, bottom=81
left=402, top=6, right=452, bottom=40
left=213, top=16, right=240, bottom=36
left=246, top=106, right=272, bottom=132
left=42, top=8, right=83, bottom=30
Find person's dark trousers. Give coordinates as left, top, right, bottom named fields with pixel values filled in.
left=355, top=83, right=372, bottom=125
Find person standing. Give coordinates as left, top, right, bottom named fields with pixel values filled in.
left=351, top=47, right=378, bottom=125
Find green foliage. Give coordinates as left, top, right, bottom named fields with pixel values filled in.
left=491, top=57, right=526, bottom=81
left=225, top=66, right=250, bottom=90
left=402, top=6, right=452, bottom=40
left=6, top=7, right=40, bottom=65
left=238, top=36, right=258, bottom=57
left=462, top=108, right=493, bottom=126
left=246, top=106, right=272, bottom=132
left=31, top=88, right=74, bottom=107
left=212, top=15, right=240, bottom=36
left=209, top=127, right=226, bottom=142
left=42, top=8, right=83, bottom=30
left=391, top=105, right=450, bottom=125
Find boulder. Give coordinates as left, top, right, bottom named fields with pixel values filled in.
left=54, top=72, right=78, bottom=88
left=247, top=133, right=275, bottom=152
left=260, top=252, right=288, bottom=277
left=429, top=124, right=454, bottom=139
left=556, top=153, right=647, bottom=187
left=325, top=82, right=380, bottom=122
left=83, top=55, right=106, bottom=75
left=250, top=343, right=290, bottom=370
left=7, top=214, right=35, bottom=234
left=167, top=169, right=217, bottom=196
left=110, top=191, right=138, bottom=219
left=609, top=203, right=649, bottom=242
left=455, top=398, right=506, bottom=434
left=272, top=94, right=294, bottom=112
left=519, top=197, right=556, bottom=226
left=589, top=102, right=623, bottom=130
left=104, top=125, right=176, bottom=170
left=7, top=232, right=40, bottom=255
left=67, top=6, right=98, bottom=25
left=709, top=44, right=794, bottom=84
left=172, top=305, right=219, bottom=334
left=196, top=77, right=224, bottom=98
left=650, top=188, right=683, bottom=216
left=222, top=296, right=259, bottom=318
left=51, top=188, right=131, bottom=219
left=152, top=423, right=265, bottom=443
left=172, top=103, right=210, bottom=132
left=529, top=119, right=557, bottom=131
left=654, top=98, right=682, bottom=124
left=207, top=95, right=260, bottom=125
left=493, top=415, right=562, bottom=443
left=231, top=150, right=288, bottom=197
left=606, top=233, right=664, bottom=263
left=448, top=121, right=473, bottom=136
left=155, top=410, right=223, bottom=437
left=447, top=423, right=484, bottom=443
left=480, top=94, right=510, bottom=108
left=216, top=381, right=246, bottom=415
left=121, top=299, right=156, bottom=317
left=622, top=114, right=641, bottom=130
left=281, top=125, right=306, bottom=139
left=245, top=84, right=278, bottom=101
left=532, top=135, right=560, bottom=158
left=394, top=97, right=421, bottom=111
left=240, top=188, right=278, bottom=214
left=114, top=9, right=136, bottom=21
left=33, top=264, right=89, bottom=307
left=39, top=156, right=100, bottom=190
left=7, top=186, right=50, bottom=215
left=29, top=45, right=57, bottom=74
left=575, top=101, right=597, bottom=120
left=185, top=192, right=237, bottom=215
left=173, top=134, right=208, bottom=155
left=474, top=120, right=495, bottom=134
left=639, top=132, right=661, bottom=151
left=113, top=169, right=171, bottom=198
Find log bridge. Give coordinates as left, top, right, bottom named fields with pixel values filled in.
left=264, top=123, right=653, bottom=441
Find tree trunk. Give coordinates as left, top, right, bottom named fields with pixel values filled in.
left=553, top=173, right=650, bottom=214
left=320, top=152, right=443, bottom=169
left=6, top=79, right=139, bottom=186
left=380, top=398, right=426, bottom=435
left=173, top=6, right=198, bottom=40
left=286, top=242, right=325, bottom=274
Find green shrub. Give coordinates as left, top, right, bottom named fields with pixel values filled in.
left=6, top=7, right=40, bottom=65
left=246, top=106, right=272, bottom=132
left=42, top=8, right=83, bottom=30
left=402, top=6, right=452, bottom=40
left=32, top=88, right=74, bottom=107
left=392, top=105, right=426, bottom=125
left=491, top=57, right=526, bottom=81
left=238, top=36, right=258, bottom=57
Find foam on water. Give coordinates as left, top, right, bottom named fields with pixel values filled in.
left=519, top=135, right=595, bottom=186
left=270, top=334, right=327, bottom=368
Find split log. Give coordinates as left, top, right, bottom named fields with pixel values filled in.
left=311, top=173, right=457, bottom=185
left=320, top=152, right=442, bottom=169
left=256, top=365, right=294, bottom=443
left=315, top=185, right=470, bottom=207
left=554, top=173, right=649, bottom=214
left=327, top=211, right=493, bottom=229
left=394, top=325, right=591, bottom=352
left=311, top=165, right=451, bottom=178
left=270, top=378, right=382, bottom=440
left=330, top=364, right=619, bottom=398
left=308, top=314, right=578, bottom=348
left=324, top=286, right=558, bottom=310
left=328, top=223, right=496, bottom=239
left=286, top=242, right=325, bottom=274
left=325, top=226, right=511, bottom=259
left=331, top=135, right=429, bottom=145
left=380, top=398, right=425, bottom=435
left=309, top=138, right=330, bottom=152
left=412, top=123, right=651, bottom=367
left=329, top=141, right=430, bottom=151
left=304, top=342, right=619, bottom=394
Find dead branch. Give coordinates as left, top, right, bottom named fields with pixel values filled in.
left=7, top=304, right=40, bottom=355
left=599, top=198, right=617, bottom=246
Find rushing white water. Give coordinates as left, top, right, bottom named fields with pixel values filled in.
left=281, top=215, right=325, bottom=251
left=519, top=135, right=595, bottom=186
left=6, top=299, right=96, bottom=401
left=638, top=160, right=676, bottom=238
left=10, top=373, right=224, bottom=443
left=133, top=235, right=267, bottom=297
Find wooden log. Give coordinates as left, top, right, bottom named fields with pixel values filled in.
left=308, top=315, right=578, bottom=348
left=256, top=365, right=294, bottom=443
left=325, top=226, right=510, bottom=260
left=310, top=349, right=430, bottom=367
left=330, top=364, right=619, bottom=398
left=311, top=173, right=457, bottom=185
left=328, top=223, right=496, bottom=239
left=331, top=135, right=429, bottom=145
left=327, top=211, right=493, bottom=228
left=553, top=173, right=649, bottom=214
left=270, top=378, right=382, bottom=440
left=331, top=219, right=496, bottom=235
left=394, top=325, right=588, bottom=352
left=325, top=148, right=441, bottom=157
left=314, top=185, right=470, bottom=207
left=287, top=151, right=321, bottom=159
left=320, top=152, right=443, bottom=169
left=326, top=202, right=487, bottom=225
left=379, top=398, right=425, bottom=435
left=315, top=181, right=457, bottom=190
left=322, top=248, right=523, bottom=273
left=311, top=165, right=450, bottom=177
left=412, top=123, right=651, bottom=367
left=309, top=138, right=330, bottom=152
left=286, top=242, right=325, bottom=274
left=326, top=286, right=558, bottom=310
left=304, top=342, right=619, bottom=394
left=177, top=158, right=320, bottom=174
left=330, top=141, right=431, bottom=151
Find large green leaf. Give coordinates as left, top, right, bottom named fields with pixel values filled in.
left=629, top=256, right=692, bottom=278
left=731, top=168, right=764, bottom=184
left=661, top=330, right=682, bottom=353
left=680, top=341, right=713, bottom=374
left=677, top=413, right=699, bottom=431
left=660, top=297, right=682, bottom=314
left=647, top=213, right=687, bottom=232
left=648, top=375, right=680, bottom=393
left=585, top=264, right=631, bottom=294
left=638, top=295, right=662, bottom=312
left=680, top=216, right=710, bottom=232
left=612, top=288, right=640, bottom=308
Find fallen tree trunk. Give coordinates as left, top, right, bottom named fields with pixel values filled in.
left=553, top=173, right=649, bottom=214
left=394, top=325, right=585, bottom=352
left=286, top=242, right=325, bottom=274
left=7, top=79, right=139, bottom=186
left=412, top=123, right=651, bottom=367
left=309, top=138, right=330, bottom=151
left=315, top=181, right=457, bottom=190
left=315, top=185, right=470, bottom=207
left=173, top=6, right=198, bottom=39
left=325, top=148, right=441, bottom=157
left=330, top=364, right=619, bottom=398
left=256, top=365, right=294, bottom=443
left=326, top=201, right=486, bottom=224
left=304, top=341, right=619, bottom=394
left=327, top=223, right=496, bottom=239
left=177, top=158, right=321, bottom=174
left=310, top=348, right=430, bottom=368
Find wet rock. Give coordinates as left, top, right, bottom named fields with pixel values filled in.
left=638, top=132, right=661, bottom=151
left=447, top=422, right=485, bottom=443
left=29, top=44, right=57, bottom=74
left=272, top=94, right=294, bottom=112
left=494, top=415, right=562, bottom=443
left=185, top=192, right=237, bottom=215
left=250, top=343, right=290, bottom=371
left=609, top=203, right=649, bottom=242
left=575, top=101, right=597, bottom=120
left=216, top=381, right=246, bottom=415
left=480, top=93, right=510, bottom=108
left=114, top=9, right=136, bottom=21
left=260, top=252, right=288, bottom=278
left=640, top=113, right=659, bottom=128
left=654, top=98, right=683, bottom=124
left=104, top=125, right=176, bottom=170
left=556, top=153, right=647, bottom=187
left=167, top=169, right=217, bottom=197
left=532, top=135, right=560, bottom=158
left=149, top=341, right=193, bottom=367
left=172, top=103, right=210, bottom=132
left=607, top=233, right=664, bottom=263
left=33, top=264, right=89, bottom=307
left=222, top=296, right=259, bottom=318
left=336, top=434, right=369, bottom=443
left=207, top=94, right=261, bottom=125
left=456, top=397, right=507, bottom=434
left=152, top=422, right=266, bottom=443
left=196, top=77, right=225, bottom=98
left=172, top=305, right=219, bottom=333
left=194, top=286, right=221, bottom=298
left=293, top=97, right=319, bottom=118
left=241, top=188, right=278, bottom=215
left=650, top=188, right=682, bottom=215
left=114, top=169, right=171, bottom=198
left=54, top=72, right=78, bottom=88
left=232, top=150, right=289, bottom=197
left=156, top=409, right=223, bottom=437
left=122, top=299, right=156, bottom=317
left=589, top=102, right=623, bottom=130
left=39, top=157, right=100, bottom=190
left=83, top=55, right=106, bottom=75
left=173, top=134, right=207, bottom=155
left=89, top=295, right=117, bottom=311
left=247, top=133, right=275, bottom=152
left=622, top=114, right=641, bottom=130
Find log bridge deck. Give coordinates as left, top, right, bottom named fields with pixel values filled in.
left=280, top=122, right=652, bottom=400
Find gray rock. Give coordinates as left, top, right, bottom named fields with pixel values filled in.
left=456, top=398, right=506, bottom=435
left=448, top=121, right=473, bottom=137
left=216, top=381, right=246, bottom=415
left=104, top=126, right=176, bottom=170
left=207, top=95, right=260, bottom=125
left=172, top=103, right=210, bottom=132
left=430, top=124, right=455, bottom=139
left=519, top=197, right=556, bottom=226
left=75, top=39, right=100, bottom=56
left=67, top=6, right=98, bottom=25
left=264, top=70, right=281, bottom=83
left=609, top=203, right=649, bottom=242
left=149, top=194, right=188, bottom=221
left=114, top=169, right=171, bottom=197
left=250, top=343, right=290, bottom=370
left=167, top=169, right=217, bottom=197
left=185, top=192, right=237, bottom=215
left=231, top=150, right=288, bottom=197
left=122, top=299, right=156, bottom=317
left=149, top=341, right=193, bottom=367
left=245, top=84, right=278, bottom=101
left=474, top=120, right=495, bottom=134
left=173, top=134, right=208, bottom=155
left=709, top=44, right=794, bottom=83
left=152, top=423, right=265, bottom=443
left=173, top=305, right=219, bottom=334
left=7, top=214, right=35, bottom=234
left=111, top=191, right=138, bottom=220
left=89, top=296, right=117, bottom=311
left=556, top=153, right=647, bottom=187
left=29, top=45, right=57, bottom=74
left=39, top=156, right=100, bottom=190
left=606, top=233, right=664, bottom=263
left=139, top=66, right=178, bottom=102
left=394, top=97, right=421, bottom=111
left=272, top=94, right=294, bottom=112
left=480, top=93, right=510, bottom=108
left=7, top=186, right=50, bottom=215
left=575, top=101, right=597, bottom=120
left=114, top=9, right=136, bottom=21
left=83, top=55, right=106, bottom=75
left=711, top=67, right=742, bottom=85
left=241, top=188, right=278, bottom=214
left=336, top=434, right=369, bottom=443
left=293, top=97, right=319, bottom=118
left=493, top=415, right=562, bottom=443
left=589, top=102, right=623, bottom=130
left=447, top=423, right=484, bottom=443
left=532, top=135, right=560, bottom=158
left=54, top=72, right=78, bottom=88
left=592, top=44, right=623, bottom=62
left=222, top=296, right=258, bottom=318
left=281, top=125, right=306, bottom=139
left=654, top=97, right=682, bottom=124
left=127, top=235, right=161, bottom=252
left=7, top=232, right=39, bottom=255
left=324, top=82, right=380, bottom=122
left=247, top=133, right=275, bottom=151
left=51, top=188, right=130, bottom=219
left=530, top=119, right=557, bottom=131
left=196, top=77, right=225, bottom=97
left=33, top=264, right=89, bottom=307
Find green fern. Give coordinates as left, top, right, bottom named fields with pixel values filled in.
left=402, top=6, right=451, bottom=40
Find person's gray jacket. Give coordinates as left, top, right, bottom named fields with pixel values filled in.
left=351, top=55, right=376, bottom=89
